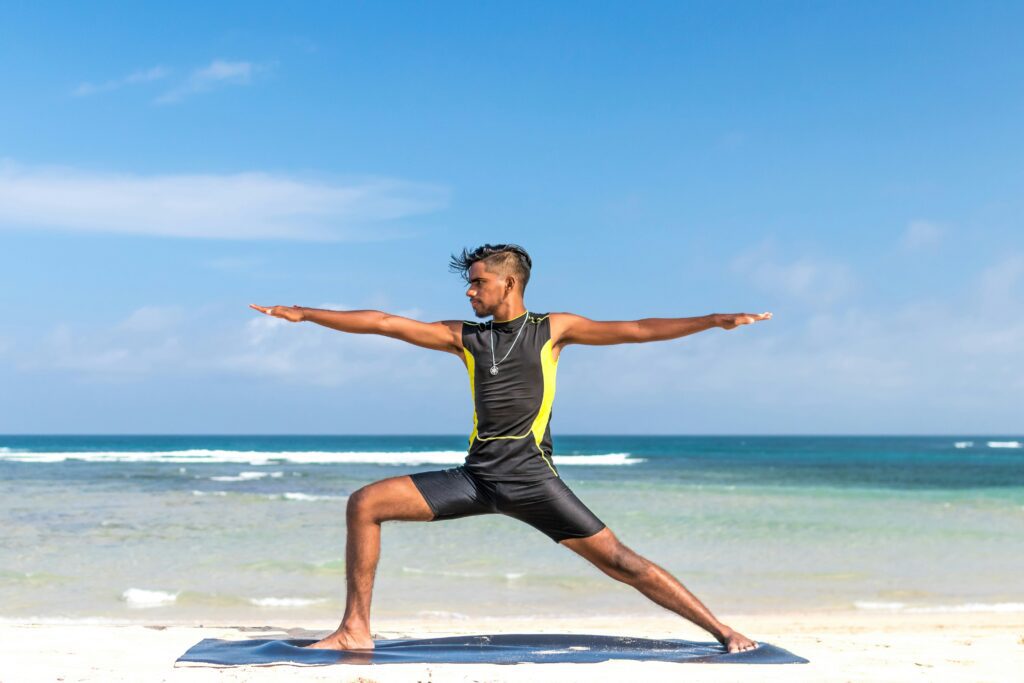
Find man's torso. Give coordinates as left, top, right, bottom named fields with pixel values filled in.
left=460, top=311, right=559, bottom=481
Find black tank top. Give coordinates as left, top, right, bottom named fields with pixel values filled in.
left=460, top=311, right=560, bottom=481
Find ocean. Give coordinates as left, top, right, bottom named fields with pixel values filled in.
left=2, top=435, right=1022, bottom=623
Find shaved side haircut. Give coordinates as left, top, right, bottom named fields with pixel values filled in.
left=449, top=244, right=533, bottom=293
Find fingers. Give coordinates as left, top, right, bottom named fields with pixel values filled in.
left=249, top=304, right=275, bottom=315
left=741, top=311, right=773, bottom=325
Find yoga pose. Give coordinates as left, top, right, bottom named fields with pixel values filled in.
left=250, top=243, right=771, bottom=653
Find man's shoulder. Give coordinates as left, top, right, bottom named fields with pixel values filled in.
left=528, top=311, right=553, bottom=324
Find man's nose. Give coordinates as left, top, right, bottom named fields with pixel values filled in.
left=466, top=288, right=477, bottom=298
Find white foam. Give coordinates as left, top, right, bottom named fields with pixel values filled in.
left=853, top=601, right=907, bottom=611
left=953, top=441, right=973, bottom=449
left=191, top=490, right=228, bottom=497
left=121, top=588, right=178, bottom=608
left=555, top=453, right=644, bottom=465
left=279, top=492, right=344, bottom=502
left=987, top=441, right=1022, bottom=449
left=0, top=616, right=140, bottom=625
left=403, top=566, right=526, bottom=581
left=0, top=448, right=643, bottom=466
left=210, top=471, right=284, bottom=482
left=416, top=610, right=470, bottom=620
left=855, top=601, right=1024, bottom=613
left=248, top=597, right=326, bottom=608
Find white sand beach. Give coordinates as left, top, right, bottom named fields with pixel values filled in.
left=2, top=611, right=1020, bottom=682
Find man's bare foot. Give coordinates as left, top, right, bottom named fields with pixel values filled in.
left=716, top=627, right=758, bottom=653
left=305, top=628, right=374, bottom=650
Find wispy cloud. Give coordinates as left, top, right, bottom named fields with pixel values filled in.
left=155, top=59, right=263, bottom=104
left=974, top=252, right=1024, bottom=312
left=900, top=219, right=945, bottom=251
left=558, top=252, right=1024, bottom=432
left=72, top=66, right=170, bottom=97
left=0, top=160, right=449, bottom=241
left=731, top=241, right=857, bottom=306
left=9, top=253, right=1024, bottom=432
left=17, top=303, right=441, bottom=387
left=72, top=59, right=264, bottom=103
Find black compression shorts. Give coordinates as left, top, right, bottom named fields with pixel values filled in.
left=409, top=467, right=606, bottom=543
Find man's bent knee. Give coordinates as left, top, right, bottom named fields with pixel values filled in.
left=346, top=477, right=433, bottom=525
left=347, top=486, right=377, bottom=523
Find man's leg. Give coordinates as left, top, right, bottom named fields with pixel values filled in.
left=308, top=475, right=433, bottom=650
left=560, top=527, right=758, bottom=653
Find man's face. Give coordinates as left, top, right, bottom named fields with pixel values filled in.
left=465, top=261, right=509, bottom=319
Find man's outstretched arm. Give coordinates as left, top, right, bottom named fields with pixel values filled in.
left=248, top=304, right=463, bottom=355
left=551, top=311, right=772, bottom=347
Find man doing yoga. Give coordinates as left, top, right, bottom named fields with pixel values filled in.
left=250, top=243, right=771, bottom=653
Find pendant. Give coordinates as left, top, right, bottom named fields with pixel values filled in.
left=489, top=366, right=499, bottom=376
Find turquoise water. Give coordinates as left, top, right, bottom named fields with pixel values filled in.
left=1, top=435, right=1022, bottom=621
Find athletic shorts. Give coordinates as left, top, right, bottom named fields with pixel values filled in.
left=409, top=467, right=606, bottom=543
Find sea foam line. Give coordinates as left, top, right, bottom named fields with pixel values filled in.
left=987, top=441, right=1022, bottom=449
left=248, top=597, right=327, bottom=608
left=277, top=492, right=345, bottom=502
left=854, top=601, right=1024, bottom=613
left=121, top=588, right=179, bottom=608
left=0, top=449, right=644, bottom=466
left=210, top=471, right=284, bottom=482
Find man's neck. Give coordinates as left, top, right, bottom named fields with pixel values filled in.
left=491, top=302, right=527, bottom=323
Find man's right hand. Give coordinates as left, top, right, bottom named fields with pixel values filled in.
left=249, top=304, right=306, bottom=323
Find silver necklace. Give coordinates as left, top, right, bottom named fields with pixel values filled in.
left=489, top=313, right=529, bottom=376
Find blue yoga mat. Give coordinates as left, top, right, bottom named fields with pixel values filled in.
left=176, top=633, right=808, bottom=666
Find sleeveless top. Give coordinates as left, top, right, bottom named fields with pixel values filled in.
left=460, top=311, right=560, bottom=481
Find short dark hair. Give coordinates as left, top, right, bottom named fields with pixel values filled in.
left=449, top=244, right=532, bottom=293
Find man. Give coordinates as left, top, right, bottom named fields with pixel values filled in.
left=250, top=243, right=771, bottom=653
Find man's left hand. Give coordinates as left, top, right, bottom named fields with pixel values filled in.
left=716, top=312, right=772, bottom=330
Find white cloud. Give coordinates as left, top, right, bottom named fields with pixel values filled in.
left=559, top=253, right=1024, bottom=432
left=116, top=305, right=187, bottom=334
left=901, top=219, right=945, bottom=251
left=17, top=303, right=443, bottom=387
left=974, top=253, right=1024, bottom=312
left=37, top=320, right=186, bottom=380
left=155, top=59, right=262, bottom=104
left=8, top=254, right=1023, bottom=432
left=72, top=59, right=264, bottom=103
left=731, top=242, right=856, bottom=306
left=0, top=160, right=449, bottom=241
left=72, top=66, right=170, bottom=96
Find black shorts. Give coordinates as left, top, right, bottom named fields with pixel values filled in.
left=409, top=467, right=606, bottom=543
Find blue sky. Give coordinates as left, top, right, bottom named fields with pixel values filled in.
left=1, top=2, right=1022, bottom=434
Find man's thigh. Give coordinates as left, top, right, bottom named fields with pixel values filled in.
left=352, top=475, right=435, bottom=522
left=409, top=467, right=496, bottom=521
left=496, top=478, right=606, bottom=543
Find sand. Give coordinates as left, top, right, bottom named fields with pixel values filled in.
left=1, top=611, right=1021, bottom=682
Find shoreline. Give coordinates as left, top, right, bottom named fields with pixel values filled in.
left=2, top=611, right=1020, bottom=682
